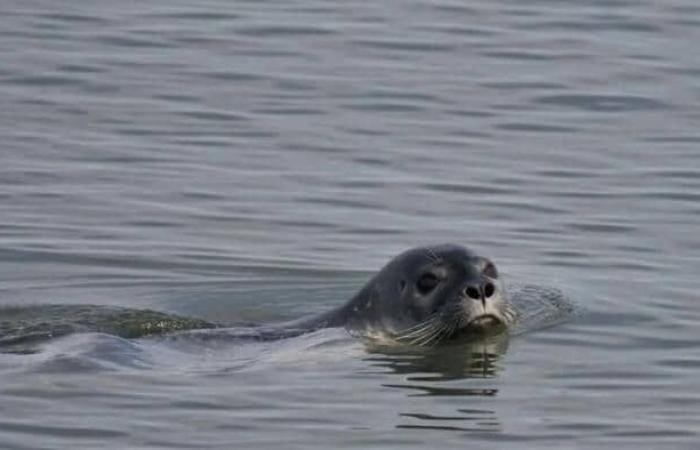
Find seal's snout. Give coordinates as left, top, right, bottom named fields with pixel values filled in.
left=463, top=281, right=496, bottom=306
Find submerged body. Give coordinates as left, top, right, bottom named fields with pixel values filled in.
left=0, top=244, right=565, bottom=353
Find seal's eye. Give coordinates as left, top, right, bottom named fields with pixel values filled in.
left=416, top=272, right=440, bottom=294
left=484, top=262, right=498, bottom=279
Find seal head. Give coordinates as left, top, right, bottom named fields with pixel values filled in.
left=342, top=244, right=515, bottom=346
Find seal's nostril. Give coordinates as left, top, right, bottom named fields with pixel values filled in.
left=465, top=286, right=480, bottom=300
left=484, top=282, right=495, bottom=298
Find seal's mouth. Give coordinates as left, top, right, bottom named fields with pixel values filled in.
left=465, top=314, right=502, bottom=329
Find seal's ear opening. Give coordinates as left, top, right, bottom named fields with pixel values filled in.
left=399, top=279, right=407, bottom=292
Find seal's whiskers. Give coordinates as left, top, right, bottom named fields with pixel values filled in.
left=410, top=322, right=448, bottom=346
left=394, top=313, right=439, bottom=338
left=394, top=310, right=465, bottom=346
left=394, top=315, right=443, bottom=345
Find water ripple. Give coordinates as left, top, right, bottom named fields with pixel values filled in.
left=535, top=94, right=668, bottom=112
left=1, top=0, right=700, bottom=448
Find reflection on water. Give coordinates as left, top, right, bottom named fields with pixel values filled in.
left=396, top=409, right=500, bottom=433
left=367, top=333, right=509, bottom=382
left=365, top=334, right=508, bottom=433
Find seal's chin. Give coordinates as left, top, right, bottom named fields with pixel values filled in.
left=463, top=314, right=504, bottom=332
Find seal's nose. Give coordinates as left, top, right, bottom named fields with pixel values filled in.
left=464, top=282, right=496, bottom=306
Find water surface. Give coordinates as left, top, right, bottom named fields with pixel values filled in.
left=1, top=0, right=700, bottom=448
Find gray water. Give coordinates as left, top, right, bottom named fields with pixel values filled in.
left=1, top=0, right=700, bottom=448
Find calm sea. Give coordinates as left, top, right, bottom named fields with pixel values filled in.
left=1, top=1, right=699, bottom=448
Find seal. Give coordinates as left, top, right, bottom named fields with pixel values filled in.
left=286, top=244, right=516, bottom=346
left=0, top=244, right=519, bottom=352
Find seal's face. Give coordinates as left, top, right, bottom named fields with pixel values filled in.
left=350, top=245, right=515, bottom=346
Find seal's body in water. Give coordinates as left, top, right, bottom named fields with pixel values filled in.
left=0, top=244, right=528, bottom=352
